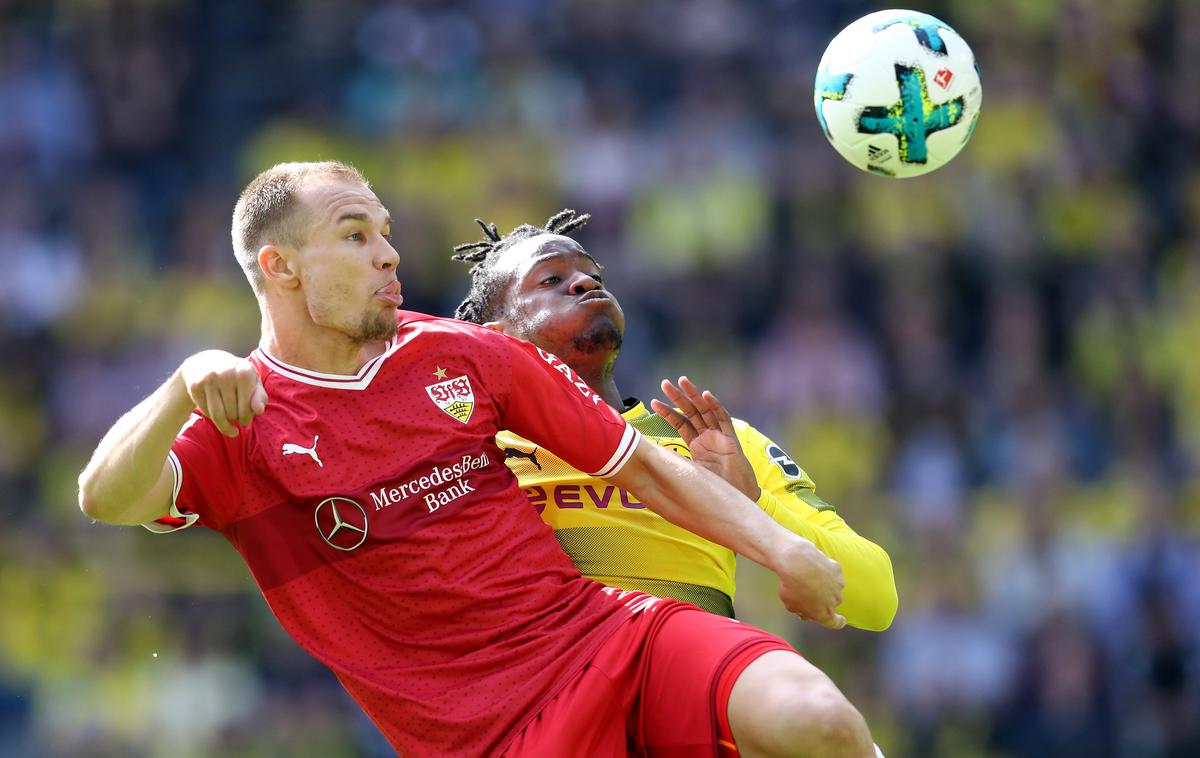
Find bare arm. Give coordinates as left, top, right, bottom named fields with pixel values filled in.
left=607, top=439, right=847, bottom=629
left=77, top=350, right=266, bottom=525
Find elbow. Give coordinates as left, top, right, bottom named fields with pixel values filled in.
left=863, top=584, right=899, bottom=632
left=847, top=554, right=899, bottom=632
left=846, top=587, right=898, bottom=633
left=864, top=554, right=902, bottom=628
left=77, top=468, right=116, bottom=523
left=77, top=471, right=103, bottom=521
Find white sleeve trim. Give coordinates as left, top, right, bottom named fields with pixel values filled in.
left=589, top=424, right=641, bottom=479
left=141, top=450, right=200, bottom=534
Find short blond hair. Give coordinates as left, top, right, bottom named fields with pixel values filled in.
left=231, top=161, right=368, bottom=293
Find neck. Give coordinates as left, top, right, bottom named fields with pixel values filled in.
left=260, top=311, right=388, bottom=375
left=571, top=351, right=624, bottom=410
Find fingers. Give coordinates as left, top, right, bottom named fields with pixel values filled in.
left=666, top=377, right=708, bottom=428
left=798, top=599, right=846, bottom=630
left=828, top=562, right=845, bottom=608
left=651, top=392, right=698, bottom=442
left=182, top=353, right=266, bottom=437
left=214, top=373, right=267, bottom=437
left=676, top=376, right=723, bottom=433
left=700, top=387, right=738, bottom=437
left=233, top=372, right=251, bottom=428
left=668, top=377, right=739, bottom=439
left=203, top=382, right=238, bottom=437
left=659, top=379, right=699, bottom=423
left=659, top=377, right=714, bottom=438
left=779, top=544, right=848, bottom=629
left=790, top=603, right=845, bottom=630
left=250, top=382, right=269, bottom=416
left=219, top=375, right=240, bottom=430
left=234, top=365, right=261, bottom=427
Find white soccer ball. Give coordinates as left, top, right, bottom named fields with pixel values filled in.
left=814, top=9, right=982, bottom=178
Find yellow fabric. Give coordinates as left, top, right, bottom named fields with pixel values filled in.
left=498, top=401, right=897, bottom=630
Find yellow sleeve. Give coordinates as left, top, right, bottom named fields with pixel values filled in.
left=737, top=420, right=898, bottom=632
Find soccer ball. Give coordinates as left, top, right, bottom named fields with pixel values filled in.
left=814, top=9, right=982, bottom=178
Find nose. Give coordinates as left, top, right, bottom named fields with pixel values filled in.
left=567, top=272, right=600, bottom=295
left=376, top=236, right=400, bottom=271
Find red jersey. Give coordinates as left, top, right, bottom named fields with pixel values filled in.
left=149, top=313, right=643, bottom=756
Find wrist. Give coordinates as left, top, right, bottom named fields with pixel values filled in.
left=763, top=531, right=814, bottom=575
left=168, top=366, right=199, bottom=415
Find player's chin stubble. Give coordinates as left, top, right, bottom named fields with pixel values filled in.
left=572, top=322, right=622, bottom=355
left=353, top=310, right=398, bottom=343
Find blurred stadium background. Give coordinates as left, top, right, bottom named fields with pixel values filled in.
left=2, top=0, right=1199, bottom=756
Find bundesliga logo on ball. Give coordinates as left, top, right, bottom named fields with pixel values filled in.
left=814, top=9, right=982, bottom=178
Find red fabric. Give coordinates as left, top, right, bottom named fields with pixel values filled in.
left=501, top=596, right=795, bottom=757
left=710, top=639, right=795, bottom=757
left=164, top=313, right=642, bottom=757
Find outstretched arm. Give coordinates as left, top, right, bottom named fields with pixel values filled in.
left=606, top=439, right=847, bottom=629
left=653, top=377, right=898, bottom=631
left=78, top=350, right=266, bottom=525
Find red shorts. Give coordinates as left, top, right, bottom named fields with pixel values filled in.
left=501, top=596, right=795, bottom=757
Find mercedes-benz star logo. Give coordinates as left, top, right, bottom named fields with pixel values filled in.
left=314, top=497, right=369, bottom=551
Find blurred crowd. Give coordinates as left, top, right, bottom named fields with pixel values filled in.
left=2, top=0, right=1200, bottom=756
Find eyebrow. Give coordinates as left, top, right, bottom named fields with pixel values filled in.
left=530, top=250, right=603, bottom=270
left=335, top=211, right=392, bottom=226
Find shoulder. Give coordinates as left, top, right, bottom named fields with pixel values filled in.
left=394, top=313, right=541, bottom=397
left=732, top=416, right=766, bottom=448
left=733, top=418, right=816, bottom=488
left=397, top=311, right=520, bottom=349
left=398, top=311, right=494, bottom=337
left=732, top=418, right=774, bottom=466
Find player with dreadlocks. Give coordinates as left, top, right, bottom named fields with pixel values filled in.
left=452, top=209, right=593, bottom=323
left=453, top=210, right=897, bottom=628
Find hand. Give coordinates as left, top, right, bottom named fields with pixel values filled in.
left=180, top=350, right=268, bottom=437
left=774, top=537, right=847, bottom=630
left=650, top=376, right=760, bottom=501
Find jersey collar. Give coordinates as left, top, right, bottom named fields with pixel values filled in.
left=254, top=337, right=399, bottom=391
left=621, top=398, right=649, bottom=420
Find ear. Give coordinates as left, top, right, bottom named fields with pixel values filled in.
left=481, top=320, right=508, bottom=335
left=258, top=244, right=299, bottom=289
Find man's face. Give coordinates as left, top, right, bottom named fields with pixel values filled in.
left=292, top=176, right=402, bottom=343
left=491, top=233, right=625, bottom=359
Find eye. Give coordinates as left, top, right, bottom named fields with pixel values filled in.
left=540, top=275, right=562, bottom=286
left=347, top=231, right=363, bottom=242
left=382, top=230, right=393, bottom=241
left=591, top=274, right=603, bottom=284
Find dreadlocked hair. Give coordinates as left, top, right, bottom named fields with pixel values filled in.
left=451, top=209, right=591, bottom=324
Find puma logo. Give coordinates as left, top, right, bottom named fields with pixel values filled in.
left=503, top=446, right=541, bottom=471
left=282, top=435, right=323, bottom=467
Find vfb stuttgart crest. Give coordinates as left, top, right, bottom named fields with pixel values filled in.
left=426, top=374, right=475, bottom=424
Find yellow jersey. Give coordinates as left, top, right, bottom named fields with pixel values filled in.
left=497, top=401, right=897, bottom=629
